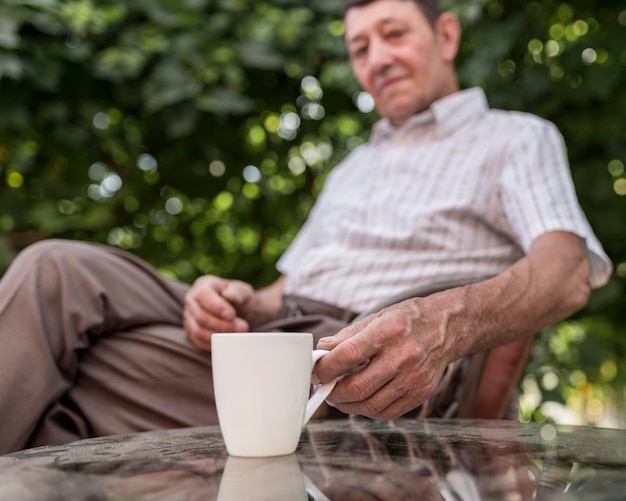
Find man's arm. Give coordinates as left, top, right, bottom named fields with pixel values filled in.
left=184, top=275, right=285, bottom=351
left=448, top=230, right=590, bottom=357
left=314, top=231, right=590, bottom=419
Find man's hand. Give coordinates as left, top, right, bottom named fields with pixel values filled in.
left=183, top=276, right=254, bottom=351
left=315, top=298, right=456, bottom=420
left=314, top=231, right=590, bottom=421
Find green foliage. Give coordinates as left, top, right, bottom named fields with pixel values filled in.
left=1, top=0, right=625, bottom=424
left=0, top=0, right=367, bottom=285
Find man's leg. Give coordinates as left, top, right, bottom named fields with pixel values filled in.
left=27, top=323, right=216, bottom=449
left=0, top=239, right=195, bottom=453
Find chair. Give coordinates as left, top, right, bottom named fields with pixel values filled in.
left=351, top=276, right=535, bottom=420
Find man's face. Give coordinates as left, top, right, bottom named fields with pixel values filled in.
left=344, top=0, right=459, bottom=125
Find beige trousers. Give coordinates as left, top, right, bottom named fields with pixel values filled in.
left=0, top=240, right=350, bottom=454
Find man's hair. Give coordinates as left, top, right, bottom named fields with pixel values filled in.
left=343, top=0, right=442, bottom=28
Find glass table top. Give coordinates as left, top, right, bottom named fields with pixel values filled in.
left=1, top=418, right=626, bottom=500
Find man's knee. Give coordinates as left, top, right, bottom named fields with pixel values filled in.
left=14, top=239, right=81, bottom=267
left=14, top=239, right=113, bottom=276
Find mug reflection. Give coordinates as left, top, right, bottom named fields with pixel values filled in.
left=218, top=453, right=328, bottom=501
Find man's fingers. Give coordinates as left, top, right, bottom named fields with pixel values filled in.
left=186, top=276, right=244, bottom=317
left=315, top=337, right=376, bottom=383
left=317, top=318, right=367, bottom=350
left=188, top=299, right=242, bottom=331
left=183, top=294, right=250, bottom=352
left=185, top=314, right=250, bottom=350
left=196, top=312, right=249, bottom=334
left=184, top=317, right=212, bottom=351
left=332, top=394, right=415, bottom=421
left=324, top=354, right=421, bottom=420
left=221, top=281, right=254, bottom=307
left=315, top=316, right=384, bottom=382
left=190, top=289, right=237, bottom=321
left=329, top=379, right=418, bottom=420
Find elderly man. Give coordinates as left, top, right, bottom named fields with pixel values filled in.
left=0, top=0, right=611, bottom=454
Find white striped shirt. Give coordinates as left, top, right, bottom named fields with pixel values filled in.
left=277, top=88, right=612, bottom=312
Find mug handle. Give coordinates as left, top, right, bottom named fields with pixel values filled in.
left=303, top=349, right=337, bottom=424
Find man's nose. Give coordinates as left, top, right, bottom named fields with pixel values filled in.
left=368, top=38, right=394, bottom=74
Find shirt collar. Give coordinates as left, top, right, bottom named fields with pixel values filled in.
left=370, top=87, right=489, bottom=143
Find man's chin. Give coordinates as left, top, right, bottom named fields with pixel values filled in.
left=384, top=107, right=418, bottom=126
left=381, top=100, right=429, bottom=126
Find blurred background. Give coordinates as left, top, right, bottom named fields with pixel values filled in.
left=1, top=0, right=625, bottom=427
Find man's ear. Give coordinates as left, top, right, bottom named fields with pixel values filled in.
left=435, top=12, right=461, bottom=62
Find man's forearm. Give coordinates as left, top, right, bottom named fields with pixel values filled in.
left=436, top=231, right=591, bottom=363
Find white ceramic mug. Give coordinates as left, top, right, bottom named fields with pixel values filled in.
left=217, top=454, right=329, bottom=501
left=211, top=332, right=337, bottom=457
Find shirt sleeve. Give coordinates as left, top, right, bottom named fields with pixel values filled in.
left=496, top=116, right=612, bottom=288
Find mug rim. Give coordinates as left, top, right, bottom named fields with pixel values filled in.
left=212, top=332, right=312, bottom=338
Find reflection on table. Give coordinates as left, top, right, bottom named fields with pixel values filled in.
left=1, top=418, right=626, bottom=500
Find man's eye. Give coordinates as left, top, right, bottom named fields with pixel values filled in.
left=352, top=47, right=367, bottom=58
left=387, top=30, right=405, bottom=39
